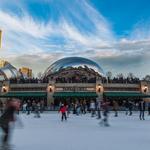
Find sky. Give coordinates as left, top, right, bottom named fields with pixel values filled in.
left=0, top=0, right=150, bottom=78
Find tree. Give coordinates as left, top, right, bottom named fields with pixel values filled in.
left=117, top=73, right=124, bottom=79
left=127, top=72, right=135, bottom=79
left=37, top=72, right=42, bottom=79
left=106, top=71, right=112, bottom=79
left=143, top=75, right=150, bottom=81
left=106, top=71, right=112, bottom=83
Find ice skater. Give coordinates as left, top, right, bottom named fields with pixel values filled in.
left=113, top=101, right=119, bottom=117
left=59, top=104, right=67, bottom=121
left=96, top=99, right=101, bottom=119
left=124, top=101, right=129, bottom=115
left=26, top=100, right=31, bottom=115
left=90, top=100, right=96, bottom=117
left=147, top=102, right=150, bottom=115
left=34, top=102, right=41, bottom=118
left=128, top=101, right=133, bottom=116
left=99, top=100, right=110, bottom=127
left=0, top=99, right=20, bottom=150
left=139, top=100, right=145, bottom=120
left=66, top=104, right=71, bottom=118
left=22, top=102, right=27, bottom=113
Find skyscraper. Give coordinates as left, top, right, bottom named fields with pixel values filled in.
left=0, top=59, right=9, bottom=68
left=19, top=67, right=32, bottom=78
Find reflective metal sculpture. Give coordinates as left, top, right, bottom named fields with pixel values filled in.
left=0, top=64, right=21, bottom=80
left=43, top=57, right=105, bottom=78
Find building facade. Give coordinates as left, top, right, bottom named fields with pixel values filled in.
left=0, top=57, right=150, bottom=106
left=0, top=59, right=9, bottom=68
left=19, top=67, right=32, bottom=78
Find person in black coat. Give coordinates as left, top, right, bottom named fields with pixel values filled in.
left=128, top=101, right=133, bottom=116
left=0, top=99, right=20, bottom=149
left=139, top=100, right=145, bottom=120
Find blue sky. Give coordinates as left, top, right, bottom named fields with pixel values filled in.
left=0, top=0, right=150, bottom=77
left=91, top=0, right=150, bottom=36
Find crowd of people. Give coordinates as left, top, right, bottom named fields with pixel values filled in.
left=102, top=76, right=140, bottom=84
left=57, top=99, right=150, bottom=124
left=9, top=78, right=48, bottom=84
left=0, top=98, right=149, bottom=149
left=6, top=73, right=141, bottom=84
left=55, top=76, right=96, bottom=83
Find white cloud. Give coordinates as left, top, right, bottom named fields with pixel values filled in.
left=0, top=0, right=150, bottom=77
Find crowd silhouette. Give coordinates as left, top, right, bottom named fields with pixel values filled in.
left=8, top=76, right=140, bottom=84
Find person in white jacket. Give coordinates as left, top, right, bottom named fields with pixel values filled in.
left=96, top=98, right=102, bottom=119
left=90, top=100, right=96, bottom=117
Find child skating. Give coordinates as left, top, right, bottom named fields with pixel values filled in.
left=59, top=104, right=67, bottom=122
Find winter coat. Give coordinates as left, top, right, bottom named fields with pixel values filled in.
left=0, top=106, right=16, bottom=126
left=139, top=102, right=145, bottom=111
left=113, top=101, right=119, bottom=110
left=59, top=106, right=67, bottom=113
left=90, top=102, right=95, bottom=109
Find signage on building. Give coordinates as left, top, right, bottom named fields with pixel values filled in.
left=56, top=87, right=95, bottom=92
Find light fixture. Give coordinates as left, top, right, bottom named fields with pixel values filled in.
left=144, top=85, right=148, bottom=93
left=2, top=85, right=7, bottom=93
left=49, top=84, right=52, bottom=92
left=98, top=84, right=101, bottom=92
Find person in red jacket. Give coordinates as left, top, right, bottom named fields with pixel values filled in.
left=59, top=104, right=67, bottom=121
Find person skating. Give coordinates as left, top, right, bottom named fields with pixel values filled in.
left=139, top=100, right=145, bottom=120
left=59, top=104, right=67, bottom=121
left=113, top=101, right=119, bottom=117
left=76, top=102, right=81, bottom=116
left=124, top=101, right=129, bottom=115
left=82, top=101, right=87, bottom=114
left=90, top=100, right=96, bottom=117
left=22, top=102, right=27, bottom=113
left=66, top=104, right=71, bottom=118
left=128, top=101, right=133, bottom=116
left=40, top=100, right=45, bottom=113
left=0, top=99, right=20, bottom=149
left=26, top=100, right=31, bottom=115
left=0, top=100, right=4, bottom=114
left=96, top=98, right=101, bottom=119
left=148, top=102, right=150, bottom=115
left=34, top=102, right=41, bottom=118
left=99, top=100, right=110, bottom=127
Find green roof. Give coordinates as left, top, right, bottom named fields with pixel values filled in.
left=53, top=92, right=97, bottom=97
left=0, top=92, right=47, bottom=98
left=104, top=92, right=149, bottom=97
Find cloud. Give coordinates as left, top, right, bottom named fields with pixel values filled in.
left=7, top=52, right=65, bottom=75
left=0, top=0, right=150, bottom=77
left=0, top=0, right=115, bottom=53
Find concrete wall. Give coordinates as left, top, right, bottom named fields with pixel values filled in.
left=103, top=83, right=140, bottom=88
left=0, top=81, right=148, bottom=104
left=9, top=83, right=48, bottom=92
left=103, top=83, right=140, bottom=92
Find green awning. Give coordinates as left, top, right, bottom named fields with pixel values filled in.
left=104, top=92, right=149, bottom=97
left=0, top=92, right=47, bottom=98
left=53, top=92, right=97, bottom=97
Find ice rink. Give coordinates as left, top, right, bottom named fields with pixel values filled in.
left=10, top=112, right=150, bottom=150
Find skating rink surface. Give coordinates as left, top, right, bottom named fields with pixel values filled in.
left=9, top=112, right=150, bottom=150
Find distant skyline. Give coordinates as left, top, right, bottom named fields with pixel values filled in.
left=0, top=0, right=150, bottom=77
